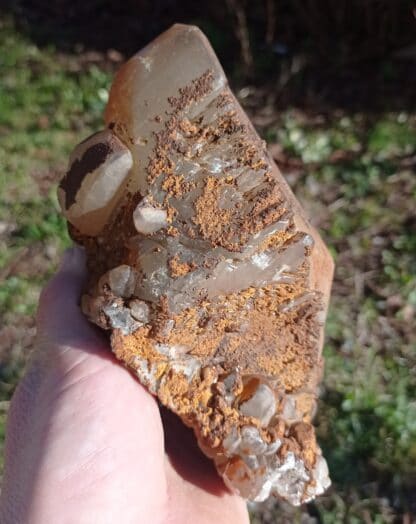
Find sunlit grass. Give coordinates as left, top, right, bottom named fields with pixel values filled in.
left=0, top=16, right=110, bottom=330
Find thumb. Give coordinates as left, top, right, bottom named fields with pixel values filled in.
left=36, top=246, right=108, bottom=358
left=0, top=246, right=167, bottom=524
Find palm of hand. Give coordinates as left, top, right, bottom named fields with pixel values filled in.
left=0, top=249, right=249, bottom=524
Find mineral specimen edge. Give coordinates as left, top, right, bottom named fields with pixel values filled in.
left=58, top=23, right=334, bottom=506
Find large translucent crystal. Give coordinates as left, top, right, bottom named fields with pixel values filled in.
left=59, top=24, right=334, bottom=506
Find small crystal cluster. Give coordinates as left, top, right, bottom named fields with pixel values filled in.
left=59, top=24, right=334, bottom=505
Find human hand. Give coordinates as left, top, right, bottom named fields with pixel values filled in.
left=0, top=247, right=249, bottom=524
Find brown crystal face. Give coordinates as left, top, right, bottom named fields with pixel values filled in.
left=59, top=24, right=334, bottom=505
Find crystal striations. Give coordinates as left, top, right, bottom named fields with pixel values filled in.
left=59, top=24, right=334, bottom=505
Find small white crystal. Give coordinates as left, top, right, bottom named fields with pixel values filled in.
left=99, top=264, right=137, bottom=298
left=170, top=356, right=201, bottom=380
left=204, top=156, right=225, bottom=173
left=103, top=303, right=141, bottom=335
left=278, top=451, right=296, bottom=472
left=174, top=158, right=200, bottom=177
left=240, top=383, right=276, bottom=426
left=240, top=426, right=267, bottom=455
left=272, top=263, right=291, bottom=281
left=311, top=455, right=331, bottom=495
left=129, top=299, right=150, bottom=323
left=270, top=453, right=310, bottom=506
left=253, top=479, right=273, bottom=502
left=303, top=234, right=314, bottom=247
left=155, top=344, right=188, bottom=358
left=281, top=394, right=299, bottom=422
left=139, top=55, right=153, bottom=72
left=223, top=427, right=241, bottom=456
left=133, top=198, right=168, bottom=234
left=221, top=372, right=237, bottom=404
left=133, top=357, right=161, bottom=394
left=251, top=252, right=271, bottom=270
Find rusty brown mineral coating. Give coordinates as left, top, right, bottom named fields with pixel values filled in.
left=112, top=325, right=317, bottom=448
left=204, top=86, right=334, bottom=341
left=111, top=276, right=320, bottom=386
left=98, top=78, right=329, bottom=386
left=61, top=23, right=333, bottom=505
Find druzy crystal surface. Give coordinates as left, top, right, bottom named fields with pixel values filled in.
left=59, top=24, right=334, bottom=505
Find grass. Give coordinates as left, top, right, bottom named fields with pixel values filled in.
left=264, top=111, right=416, bottom=522
left=0, top=16, right=111, bottom=473
left=1, top=14, right=415, bottom=522
left=0, top=17, right=110, bottom=324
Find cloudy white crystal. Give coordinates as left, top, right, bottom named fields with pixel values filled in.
left=133, top=357, right=161, bottom=394
left=128, top=299, right=150, bottom=323
left=103, top=303, right=142, bottom=335
left=58, top=129, right=133, bottom=236
left=305, top=455, right=331, bottom=500
left=133, top=198, right=168, bottom=234
left=240, top=384, right=276, bottom=426
left=223, top=427, right=241, bottom=456
left=240, top=426, right=267, bottom=455
left=99, top=264, right=137, bottom=298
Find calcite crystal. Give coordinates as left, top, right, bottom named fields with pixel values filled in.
left=59, top=24, right=334, bottom=505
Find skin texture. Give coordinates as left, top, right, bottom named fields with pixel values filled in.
left=0, top=247, right=249, bottom=524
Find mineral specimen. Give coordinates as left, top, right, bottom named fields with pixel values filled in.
left=59, top=24, right=334, bottom=506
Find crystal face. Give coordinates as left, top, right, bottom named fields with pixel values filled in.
left=59, top=24, right=334, bottom=506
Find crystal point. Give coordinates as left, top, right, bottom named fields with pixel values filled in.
left=59, top=24, right=334, bottom=506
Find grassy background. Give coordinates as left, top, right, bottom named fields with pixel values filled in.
left=1, top=3, right=416, bottom=522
